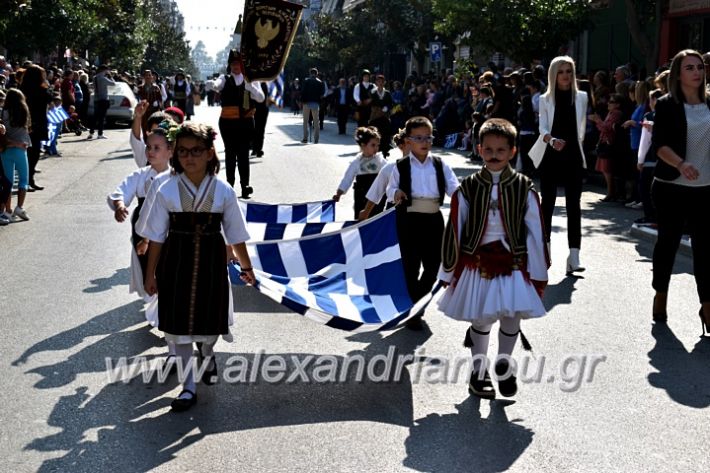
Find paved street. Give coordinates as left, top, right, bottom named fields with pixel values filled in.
left=2, top=105, right=708, bottom=472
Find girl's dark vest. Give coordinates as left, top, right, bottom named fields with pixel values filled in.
left=173, top=82, right=187, bottom=101
left=396, top=156, right=446, bottom=206
left=359, top=82, right=372, bottom=102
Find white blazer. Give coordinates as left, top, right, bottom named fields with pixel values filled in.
left=528, top=90, right=588, bottom=168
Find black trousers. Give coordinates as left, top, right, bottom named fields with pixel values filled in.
left=639, top=166, right=656, bottom=221
left=27, top=133, right=43, bottom=185
left=652, top=181, right=710, bottom=301
left=218, top=117, right=254, bottom=189
left=356, top=105, right=371, bottom=127
left=253, top=106, right=269, bottom=154
left=397, top=210, right=445, bottom=302
left=517, top=133, right=537, bottom=177
left=336, top=104, right=349, bottom=134
left=90, top=99, right=110, bottom=135
left=538, top=146, right=584, bottom=248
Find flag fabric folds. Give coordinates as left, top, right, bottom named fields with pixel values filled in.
left=247, top=220, right=357, bottom=242
left=239, top=199, right=336, bottom=224
left=230, top=209, right=441, bottom=332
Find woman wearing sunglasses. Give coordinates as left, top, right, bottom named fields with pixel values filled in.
left=528, top=56, right=589, bottom=275
left=650, top=49, right=710, bottom=332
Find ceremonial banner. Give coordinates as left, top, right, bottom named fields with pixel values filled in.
left=230, top=209, right=442, bottom=332
left=239, top=199, right=336, bottom=224
left=241, top=0, right=303, bottom=82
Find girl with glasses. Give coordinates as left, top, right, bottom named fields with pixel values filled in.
left=141, top=123, right=255, bottom=412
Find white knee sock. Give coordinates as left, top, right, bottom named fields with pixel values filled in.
left=469, top=323, right=492, bottom=373
left=498, top=316, right=522, bottom=359
left=167, top=340, right=176, bottom=357
left=173, top=343, right=196, bottom=399
left=199, top=341, right=217, bottom=370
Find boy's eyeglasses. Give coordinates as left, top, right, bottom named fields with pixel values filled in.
left=407, top=135, right=434, bottom=143
left=176, top=146, right=207, bottom=157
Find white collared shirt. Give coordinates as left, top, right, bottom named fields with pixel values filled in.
left=386, top=152, right=460, bottom=202
left=213, top=73, right=266, bottom=103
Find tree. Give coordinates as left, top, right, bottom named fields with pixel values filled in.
left=624, top=0, right=662, bottom=72
left=432, top=0, right=592, bottom=64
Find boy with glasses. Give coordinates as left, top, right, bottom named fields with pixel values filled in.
left=387, top=116, right=459, bottom=329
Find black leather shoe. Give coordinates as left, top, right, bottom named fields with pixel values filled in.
left=495, top=359, right=518, bottom=397
left=469, top=370, right=495, bottom=399
left=241, top=186, right=254, bottom=199
left=256, top=151, right=264, bottom=157
left=652, top=295, right=667, bottom=323
left=29, top=183, right=45, bottom=191
left=170, top=389, right=197, bottom=412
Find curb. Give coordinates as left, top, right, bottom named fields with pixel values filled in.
left=629, top=223, right=692, bottom=257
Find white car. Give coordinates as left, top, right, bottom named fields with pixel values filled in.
left=87, top=81, right=137, bottom=124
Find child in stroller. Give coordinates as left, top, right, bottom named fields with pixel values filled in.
left=65, top=105, right=88, bottom=136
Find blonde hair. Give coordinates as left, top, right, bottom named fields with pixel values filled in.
left=543, top=56, right=578, bottom=105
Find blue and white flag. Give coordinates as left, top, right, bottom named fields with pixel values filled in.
left=247, top=220, right=357, bottom=242
left=230, top=209, right=442, bottom=332
left=239, top=199, right=336, bottom=224
left=268, top=72, right=285, bottom=108
left=47, top=107, right=70, bottom=125
left=444, top=133, right=458, bottom=149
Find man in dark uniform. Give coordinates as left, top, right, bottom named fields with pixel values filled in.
left=252, top=81, right=270, bottom=157
left=215, top=49, right=266, bottom=198
left=333, top=77, right=352, bottom=135
left=353, top=69, right=374, bottom=127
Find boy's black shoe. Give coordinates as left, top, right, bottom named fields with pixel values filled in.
left=468, top=369, right=495, bottom=399
left=495, top=359, right=518, bottom=397
left=170, top=389, right=197, bottom=412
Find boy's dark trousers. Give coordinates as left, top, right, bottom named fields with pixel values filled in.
left=336, top=103, right=349, bottom=134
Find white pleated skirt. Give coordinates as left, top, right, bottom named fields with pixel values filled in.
left=438, top=268, right=546, bottom=326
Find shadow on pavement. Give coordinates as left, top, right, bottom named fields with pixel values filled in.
left=84, top=267, right=130, bottom=293
left=20, top=312, right=444, bottom=472
left=647, top=323, right=710, bottom=408
left=403, top=397, right=533, bottom=473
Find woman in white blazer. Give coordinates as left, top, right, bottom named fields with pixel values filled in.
left=528, top=56, right=588, bottom=274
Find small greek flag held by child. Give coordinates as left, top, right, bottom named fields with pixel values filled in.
left=444, top=133, right=458, bottom=149
left=229, top=209, right=442, bottom=332
left=47, top=107, right=70, bottom=125
left=239, top=199, right=336, bottom=224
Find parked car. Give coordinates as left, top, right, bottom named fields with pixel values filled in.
left=87, top=81, right=137, bottom=124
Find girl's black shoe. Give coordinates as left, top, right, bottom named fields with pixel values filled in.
left=170, top=389, right=197, bottom=412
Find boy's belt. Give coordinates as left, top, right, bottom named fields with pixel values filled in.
left=220, top=106, right=255, bottom=119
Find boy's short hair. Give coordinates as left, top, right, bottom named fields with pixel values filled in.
left=404, top=116, right=433, bottom=136
left=147, top=111, right=168, bottom=129
left=479, top=118, right=517, bottom=148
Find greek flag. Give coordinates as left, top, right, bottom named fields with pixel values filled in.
left=47, top=107, right=70, bottom=125
left=247, top=220, right=357, bottom=242
left=239, top=199, right=336, bottom=224
left=268, top=72, right=285, bottom=108
left=230, top=209, right=441, bottom=332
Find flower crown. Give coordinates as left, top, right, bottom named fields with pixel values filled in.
left=156, top=119, right=180, bottom=143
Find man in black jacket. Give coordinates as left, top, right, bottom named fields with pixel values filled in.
left=301, top=68, right=324, bottom=143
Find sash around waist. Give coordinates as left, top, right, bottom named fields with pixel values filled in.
left=168, top=212, right=223, bottom=235
left=220, top=106, right=255, bottom=119
left=407, top=198, right=441, bottom=213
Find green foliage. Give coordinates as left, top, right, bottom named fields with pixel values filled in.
left=287, top=0, right=440, bottom=74
left=432, top=0, right=592, bottom=63
left=0, top=0, right=196, bottom=75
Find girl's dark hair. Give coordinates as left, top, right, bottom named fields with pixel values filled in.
left=392, top=128, right=407, bottom=147
left=171, top=122, right=220, bottom=175
left=3, top=88, right=30, bottom=129
left=404, top=116, right=433, bottom=136
left=19, top=64, right=47, bottom=92
left=354, top=126, right=380, bottom=145
left=668, top=49, right=707, bottom=103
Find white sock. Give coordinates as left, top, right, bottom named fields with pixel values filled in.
left=498, top=316, right=522, bottom=359
left=469, top=323, right=492, bottom=373
left=167, top=340, right=176, bottom=357
left=173, top=343, right=196, bottom=399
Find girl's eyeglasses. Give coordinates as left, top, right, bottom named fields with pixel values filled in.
left=176, top=146, right=207, bottom=157
left=407, top=135, right=434, bottom=143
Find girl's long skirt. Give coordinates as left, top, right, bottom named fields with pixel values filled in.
left=157, top=212, right=233, bottom=344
